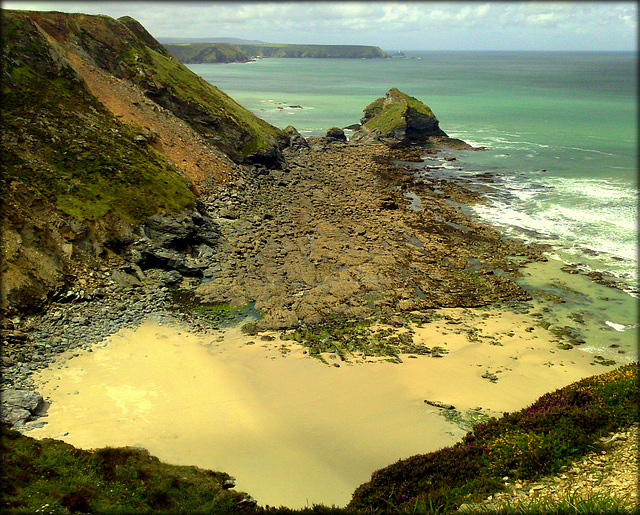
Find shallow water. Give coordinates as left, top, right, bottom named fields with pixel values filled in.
left=29, top=309, right=611, bottom=508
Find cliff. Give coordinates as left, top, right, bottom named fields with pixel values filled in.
left=351, top=88, right=475, bottom=149
left=165, top=43, right=389, bottom=63
left=162, top=42, right=250, bottom=64
left=1, top=10, right=285, bottom=314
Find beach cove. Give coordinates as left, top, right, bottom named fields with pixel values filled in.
left=28, top=305, right=610, bottom=509
left=10, top=137, right=637, bottom=509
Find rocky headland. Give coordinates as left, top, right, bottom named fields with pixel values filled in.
left=164, top=42, right=389, bottom=63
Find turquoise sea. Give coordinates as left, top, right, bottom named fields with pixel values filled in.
left=188, top=51, right=638, bottom=360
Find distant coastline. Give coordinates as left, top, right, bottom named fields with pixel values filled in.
left=162, top=41, right=389, bottom=63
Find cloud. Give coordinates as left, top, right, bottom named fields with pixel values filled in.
left=3, top=1, right=637, bottom=50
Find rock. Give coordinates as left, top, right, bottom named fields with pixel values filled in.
left=2, top=389, right=43, bottom=412
left=142, top=212, right=197, bottom=248
left=221, top=478, right=236, bottom=489
left=424, top=399, right=456, bottom=410
left=325, top=127, right=347, bottom=142
left=1, top=389, right=44, bottom=427
left=283, top=125, right=310, bottom=150
left=0, top=405, right=31, bottom=427
left=351, top=88, right=447, bottom=147
left=482, top=371, right=499, bottom=383
left=110, top=269, right=142, bottom=289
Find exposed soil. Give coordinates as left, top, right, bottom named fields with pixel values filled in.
left=61, top=44, right=240, bottom=194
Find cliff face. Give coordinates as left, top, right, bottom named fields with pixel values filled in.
left=0, top=10, right=285, bottom=314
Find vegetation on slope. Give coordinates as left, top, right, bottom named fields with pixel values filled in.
left=4, top=10, right=285, bottom=164
left=2, top=10, right=195, bottom=224
left=164, top=42, right=250, bottom=63
left=348, top=363, right=639, bottom=513
left=360, top=88, right=444, bottom=138
left=236, top=44, right=388, bottom=59
left=1, top=365, right=635, bottom=513
left=0, top=429, right=254, bottom=513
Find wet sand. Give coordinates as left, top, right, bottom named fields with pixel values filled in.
left=27, top=306, right=611, bottom=509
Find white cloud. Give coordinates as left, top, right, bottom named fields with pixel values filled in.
left=3, top=1, right=637, bottom=50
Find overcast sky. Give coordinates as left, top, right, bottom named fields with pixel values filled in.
left=4, top=1, right=637, bottom=51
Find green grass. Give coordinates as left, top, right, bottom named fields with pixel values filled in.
left=129, top=42, right=284, bottom=157
left=348, top=363, right=639, bottom=513
left=2, top=11, right=196, bottom=223
left=0, top=429, right=251, bottom=514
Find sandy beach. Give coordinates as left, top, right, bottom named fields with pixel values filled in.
left=27, top=304, right=610, bottom=509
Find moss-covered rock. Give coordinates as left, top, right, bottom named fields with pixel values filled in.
left=351, top=88, right=478, bottom=151
left=350, top=88, right=447, bottom=147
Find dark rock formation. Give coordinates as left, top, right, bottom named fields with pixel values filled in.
left=283, top=125, right=310, bottom=151
left=351, top=88, right=477, bottom=150
left=325, top=127, right=347, bottom=142
left=131, top=205, right=220, bottom=277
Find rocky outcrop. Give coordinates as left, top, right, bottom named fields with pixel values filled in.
left=351, top=88, right=476, bottom=150
left=283, top=125, right=310, bottom=151
left=325, top=127, right=348, bottom=142
left=1, top=389, right=44, bottom=428
left=130, top=206, right=221, bottom=277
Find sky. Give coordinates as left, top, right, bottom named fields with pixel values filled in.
left=4, top=1, right=637, bottom=51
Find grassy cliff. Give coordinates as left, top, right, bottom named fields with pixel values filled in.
left=360, top=88, right=446, bottom=140
left=1, top=9, right=286, bottom=314
left=163, top=42, right=250, bottom=63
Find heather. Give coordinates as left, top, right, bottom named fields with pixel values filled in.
left=348, top=363, right=638, bottom=512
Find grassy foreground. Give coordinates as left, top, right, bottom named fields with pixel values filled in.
left=1, top=364, right=637, bottom=513
left=348, top=363, right=638, bottom=513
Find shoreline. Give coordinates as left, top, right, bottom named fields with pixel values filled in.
left=25, top=306, right=612, bottom=509
left=3, top=140, right=637, bottom=508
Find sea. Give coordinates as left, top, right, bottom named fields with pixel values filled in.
left=187, top=51, right=638, bottom=361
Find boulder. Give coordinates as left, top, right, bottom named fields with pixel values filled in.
left=1, top=389, right=44, bottom=427
left=283, top=125, right=310, bottom=150
left=350, top=88, right=448, bottom=147
left=325, top=127, right=347, bottom=142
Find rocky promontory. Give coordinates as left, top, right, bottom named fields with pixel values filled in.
left=351, top=88, right=478, bottom=150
